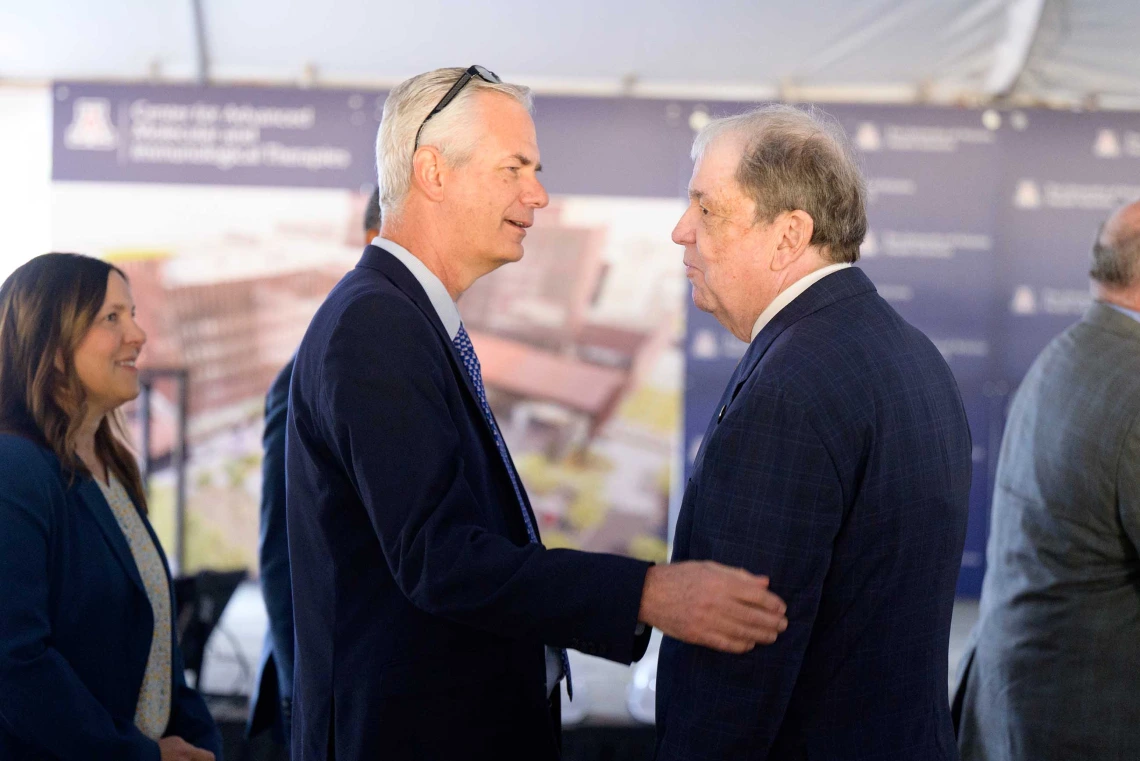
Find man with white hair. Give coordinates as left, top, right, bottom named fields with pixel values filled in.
left=284, top=67, right=789, bottom=761
left=655, top=105, right=972, bottom=760
left=953, top=199, right=1140, bottom=761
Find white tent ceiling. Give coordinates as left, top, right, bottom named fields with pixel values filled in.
left=2, top=0, right=1139, bottom=107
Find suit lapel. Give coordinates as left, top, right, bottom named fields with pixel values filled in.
left=357, top=246, right=497, bottom=442
left=357, top=246, right=542, bottom=537
left=723, top=267, right=876, bottom=415
left=681, top=267, right=877, bottom=552
left=74, top=479, right=147, bottom=596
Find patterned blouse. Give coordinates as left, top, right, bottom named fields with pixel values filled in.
left=95, top=474, right=172, bottom=741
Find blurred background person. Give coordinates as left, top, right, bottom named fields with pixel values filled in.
left=246, top=187, right=381, bottom=755
left=0, top=253, right=222, bottom=761
left=954, top=199, right=1140, bottom=761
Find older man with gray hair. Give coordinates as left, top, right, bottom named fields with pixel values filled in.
left=285, top=67, right=790, bottom=761
left=655, top=104, right=972, bottom=760
left=953, top=199, right=1140, bottom=761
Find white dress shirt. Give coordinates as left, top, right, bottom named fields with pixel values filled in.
left=374, top=237, right=462, bottom=339
left=371, top=237, right=565, bottom=696
left=750, top=262, right=852, bottom=341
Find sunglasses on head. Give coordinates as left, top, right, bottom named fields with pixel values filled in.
left=413, top=65, right=502, bottom=151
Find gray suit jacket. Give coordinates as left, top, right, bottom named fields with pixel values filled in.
left=954, top=302, right=1140, bottom=761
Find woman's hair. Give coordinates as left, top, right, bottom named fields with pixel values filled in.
left=0, top=253, right=148, bottom=511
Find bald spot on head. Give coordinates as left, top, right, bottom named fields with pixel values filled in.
left=1101, top=200, right=1140, bottom=252
left=1092, top=199, right=1140, bottom=289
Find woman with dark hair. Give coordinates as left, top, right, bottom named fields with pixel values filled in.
left=0, top=253, right=221, bottom=761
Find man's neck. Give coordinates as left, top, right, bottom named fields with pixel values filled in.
left=1093, top=282, right=1140, bottom=312
left=378, top=220, right=467, bottom=300
left=737, top=252, right=836, bottom=341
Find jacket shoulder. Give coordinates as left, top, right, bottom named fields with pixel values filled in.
left=313, top=268, right=434, bottom=339
left=0, top=434, right=66, bottom=524
left=0, top=434, right=60, bottom=482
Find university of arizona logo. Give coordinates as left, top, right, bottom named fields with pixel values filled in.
left=1093, top=129, right=1121, bottom=158
left=855, top=122, right=882, bottom=152
left=1013, top=179, right=1041, bottom=210
left=1010, top=286, right=1037, bottom=315
left=64, top=98, right=118, bottom=151
left=860, top=230, right=879, bottom=258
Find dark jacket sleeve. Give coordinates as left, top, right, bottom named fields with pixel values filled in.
left=0, top=438, right=161, bottom=761
left=165, top=627, right=223, bottom=757
left=658, top=385, right=845, bottom=757
left=318, top=297, right=651, bottom=663
left=259, top=358, right=296, bottom=704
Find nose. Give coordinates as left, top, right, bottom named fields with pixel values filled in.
left=125, top=315, right=147, bottom=349
left=672, top=207, right=696, bottom=246
left=524, top=174, right=549, bottom=209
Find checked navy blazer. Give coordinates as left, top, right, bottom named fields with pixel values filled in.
left=656, top=267, right=972, bottom=761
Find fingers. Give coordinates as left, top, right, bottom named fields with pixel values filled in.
left=158, top=737, right=214, bottom=761
left=725, top=576, right=787, bottom=614
left=704, top=562, right=787, bottom=615
left=726, top=605, right=788, bottom=636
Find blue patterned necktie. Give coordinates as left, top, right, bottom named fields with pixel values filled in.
left=452, top=323, right=572, bottom=698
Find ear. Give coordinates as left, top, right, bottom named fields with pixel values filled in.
left=770, top=210, right=815, bottom=271
left=410, top=145, right=447, bottom=203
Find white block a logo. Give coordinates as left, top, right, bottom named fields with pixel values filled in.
left=1013, top=179, right=1041, bottom=209
left=1094, top=129, right=1121, bottom=158
left=860, top=230, right=879, bottom=258
left=691, top=329, right=720, bottom=360
left=1011, top=285, right=1037, bottom=315
left=855, top=122, right=882, bottom=152
left=64, top=98, right=118, bottom=151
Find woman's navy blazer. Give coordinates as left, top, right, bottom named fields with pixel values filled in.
left=0, top=433, right=222, bottom=760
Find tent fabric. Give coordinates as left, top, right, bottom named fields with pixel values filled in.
left=1, top=0, right=1137, bottom=106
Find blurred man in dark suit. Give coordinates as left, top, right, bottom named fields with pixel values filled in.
left=285, top=67, right=789, bottom=760
left=655, top=105, right=972, bottom=760
left=954, top=200, right=1140, bottom=761
left=246, top=187, right=381, bottom=753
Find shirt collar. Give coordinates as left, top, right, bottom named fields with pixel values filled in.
left=373, top=236, right=463, bottom=340
left=1105, top=301, right=1140, bottom=325
left=749, top=262, right=852, bottom=342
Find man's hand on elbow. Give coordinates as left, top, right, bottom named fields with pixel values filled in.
left=637, top=561, right=788, bottom=654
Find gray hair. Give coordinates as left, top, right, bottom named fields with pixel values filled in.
left=691, top=104, right=867, bottom=264
left=1090, top=209, right=1140, bottom=287
left=375, top=67, right=532, bottom=221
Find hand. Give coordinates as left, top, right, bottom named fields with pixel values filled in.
left=637, top=561, right=788, bottom=653
left=158, top=736, right=215, bottom=761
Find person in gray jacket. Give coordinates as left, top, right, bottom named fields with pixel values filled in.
left=954, top=199, right=1140, bottom=761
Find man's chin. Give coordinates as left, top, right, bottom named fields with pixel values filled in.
left=499, top=244, right=526, bottom=264
left=691, top=287, right=715, bottom=314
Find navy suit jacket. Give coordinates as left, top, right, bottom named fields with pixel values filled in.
left=656, top=268, right=971, bottom=761
left=0, top=433, right=222, bottom=761
left=286, top=245, right=652, bottom=760
left=247, top=356, right=295, bottom=745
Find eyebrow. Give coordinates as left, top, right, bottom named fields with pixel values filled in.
left=688, top=189, right=710, bottom=206
left=106, top=302, right=134, bottom=312
left=511, top=153, right=542, bottom=172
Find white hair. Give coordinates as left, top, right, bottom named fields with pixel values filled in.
left=375, top=67, right=533, bottom=222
